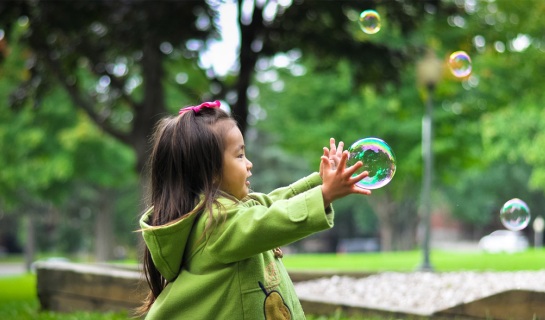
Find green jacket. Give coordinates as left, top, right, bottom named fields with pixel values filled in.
left=140, top=173, right=334, bottom=320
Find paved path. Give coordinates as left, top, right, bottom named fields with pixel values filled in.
left=0, top=262, right=27, bottom=277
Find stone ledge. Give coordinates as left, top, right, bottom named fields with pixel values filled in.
left=37, top=262, right=545, bottom=319
left=298, top=289, right=545, bottom=320
left=35, top=263, right=371, bottom=314
left=436, top=289, right=545, bottom=320
left=288, top=269, right=374, bottom=282
left=35, top=261, right=146, bottom=313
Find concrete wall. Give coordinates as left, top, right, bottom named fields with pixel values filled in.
left=36, top=261, right=146, bottom=314
left=36, top=261, right=545, bottom=319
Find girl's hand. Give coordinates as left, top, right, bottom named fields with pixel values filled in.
left=320, top=138, right=344, bottom=178
left=326, top=137, right=343, bottom=170
left=320, top=149, right=371, bottom=208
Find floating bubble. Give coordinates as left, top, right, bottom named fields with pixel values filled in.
left=448, top=51, right=472, bottom=78
left=500, top=198, right=530, bottom=231
left=347, top=137, right=396, bottom=189
left=359, top=10, right=381, bottom=35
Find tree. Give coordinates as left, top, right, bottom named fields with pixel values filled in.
left=0, top=0, right=448, bottom=171
left=425, top=0, right=545, bottom=233
left=0, top=0, right=218, bottom=172
left=0, top=0, right=455, bottom=254
left=7, top=0, right=545, bottom=255
left=247, top=0, right=471, bottom=251
left=252, top=0, right=545, bottom=249
left=0, top=1, right=220, bottom=261
left=0, top=20, right=137, bottom=263
left=254, top=57, right=424, bottom=250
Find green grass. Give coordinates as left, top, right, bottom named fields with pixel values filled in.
left=282, top=248, right=545, bottom=272
left=0, top=273, right=36, bottom=301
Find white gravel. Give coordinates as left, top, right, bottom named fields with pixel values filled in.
left=294, top=271, right=545, bottom=316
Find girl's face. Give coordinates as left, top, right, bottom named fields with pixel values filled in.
left=219, top=125, right=253, bottom=200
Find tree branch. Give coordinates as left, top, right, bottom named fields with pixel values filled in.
left=85, top=54, right=138, bottom=108
left=43, top=54, right=131, bottom=145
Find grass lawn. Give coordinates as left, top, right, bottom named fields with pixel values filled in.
left=282, top=248, right=545, bottom=272
left=1, top=249, right=544, bottom=319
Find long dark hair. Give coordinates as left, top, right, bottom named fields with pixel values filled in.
left=137, top=106, right=235, bottom=315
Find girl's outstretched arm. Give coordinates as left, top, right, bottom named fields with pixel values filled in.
left=320, top=148, right=371, bottom=209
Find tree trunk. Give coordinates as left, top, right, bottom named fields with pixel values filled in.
left=379, top=218, right=394, bottom=251
left=95, top=189, right=114, bottom=262
left=394, top=198, right=419, bottom=250
left=372, top=193, right=418, bottom=251
left=131, top=37, right=167, bottom=173
left=24, top=214, right=36, bottom=272
left=234, top=1, right=264, bottom=135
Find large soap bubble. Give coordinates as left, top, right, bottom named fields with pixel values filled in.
left=359, top=10, right=381, bottom=35
left=448, top=51, right=472, bottom=78
left=347, top=137, right=396, bottom=189
left=500, top=198, right=531, bottom=231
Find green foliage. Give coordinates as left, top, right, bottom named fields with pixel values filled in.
left=428, top=0, right=545, bottom=225
left=0, top=21, right=137, bottom=206
left=481, top=97, right=545, bottom=191
left=0, top=20, right=139, bottom=256
left=57, top=113, right=136, bottom=187
left=253, top=0, right=545, bottom=239
left=246, top=130, right=312, bottom=193
left=254, top=54, right=424, bottom=249
left=2, top=0, right=545, bottom=257
left=257, top=57, right=423, bottom=191
left=0, top=92, right=72, bottom=205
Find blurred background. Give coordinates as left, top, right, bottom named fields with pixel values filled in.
left=1, top=0, right=544, bottom=271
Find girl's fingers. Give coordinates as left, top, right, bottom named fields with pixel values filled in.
left=329, top=138, right=336, bottom=155
left=353, top=186, right=372, bottom=195
left=336, top=151, right=350, bottom=172
left=321, top=155, right=331, bottom=169
left=350, top=170, right=369, bottom=184
left=319, top=155, right=327, bottom=176
left=337, top=141, right=344, bottom=156
left=323, top=147, right=330, bottom=157
left=345, top=160, right=363, bottom=174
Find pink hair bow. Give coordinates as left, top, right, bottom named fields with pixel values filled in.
left=179, top=100, right=221, bottom=115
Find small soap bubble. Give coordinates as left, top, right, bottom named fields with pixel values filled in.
left=500, top=198, right=531, bottom=231
left=448, top=51, right=472, bottom=78
left=347, top=137, right=396, bottom=189
left=359, top=10, right=381, bottom=34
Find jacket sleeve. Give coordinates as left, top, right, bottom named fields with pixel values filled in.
left=204, top=180, right=334, bottom=264
left=248, top=172, right=323, bottom=205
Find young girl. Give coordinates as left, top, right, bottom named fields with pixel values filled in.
left=138, top=100, right=371, bottom=319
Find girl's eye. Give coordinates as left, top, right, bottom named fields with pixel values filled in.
left=238, top=154, right=245, bottom=158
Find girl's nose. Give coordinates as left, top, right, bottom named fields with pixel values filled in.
left=246, top=159, right=253, bottom=170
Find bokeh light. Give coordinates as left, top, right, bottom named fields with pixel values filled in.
left=347, top=137, right=396, bottom=189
